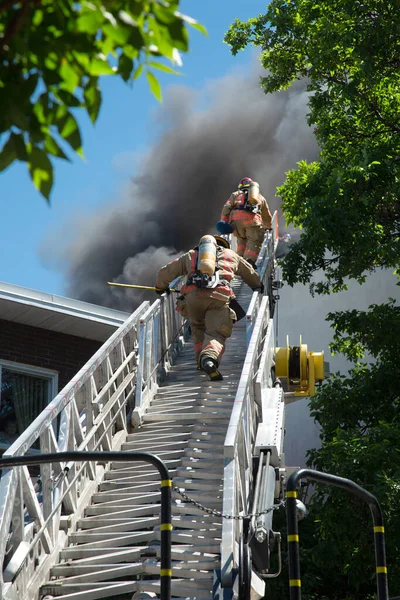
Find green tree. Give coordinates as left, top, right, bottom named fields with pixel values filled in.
left=303, top=301, right=400, bottom=598
left=226, top=0, right=399, bottom=293
left=226, top=1, right=400, bottom=597
left=0, top=0, right=205, bottom=199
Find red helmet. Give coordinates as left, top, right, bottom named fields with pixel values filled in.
left=238, top=177, right=253, bottom=189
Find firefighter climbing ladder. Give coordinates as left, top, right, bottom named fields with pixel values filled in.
left=0, top=212, right=386, bottom=600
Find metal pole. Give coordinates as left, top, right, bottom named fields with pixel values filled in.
left=160, top=475, right=172, bottom=596
left=251, top=451, right=264, bottom=524
left=285, top=487, right=301, bottom=599
left=0, top=451, right=172, bottom=600
left=107, top=282, right=179, bottom=293
left=286, top=468, right=389, bottom=600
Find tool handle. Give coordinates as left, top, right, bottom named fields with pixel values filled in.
left=107, top=282, right=179, bottom=293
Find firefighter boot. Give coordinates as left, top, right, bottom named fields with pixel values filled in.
left=201, top=357, right=223, bottom=381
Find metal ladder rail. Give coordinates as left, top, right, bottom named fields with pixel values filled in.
left=220, top=212, right=282, bottom=599
left=0, top=302, right=150, bottom=600
left=36, top=223, right=279, bottom=600
left=38, top=278, right=252, bottom=600
left=108, top=226, right=279, bottom=599
left=1, top=217, right=278, bottom=600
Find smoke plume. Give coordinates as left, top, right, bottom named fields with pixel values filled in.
left=49, top=67, right=319, bottom=310
left=40, top=64, right=400, bottom=469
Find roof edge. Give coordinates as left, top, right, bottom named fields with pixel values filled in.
left=0, top=281, right=130, bottom=327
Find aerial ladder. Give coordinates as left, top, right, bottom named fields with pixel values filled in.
left=0, top=212, right=331, bottom=600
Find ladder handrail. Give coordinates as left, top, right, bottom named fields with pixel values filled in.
left=221, top=295, right=270, bottom=587
left=221, top=214, right=279, bottom=588
left=0, top=301, right=148, bottom=599
left=3, top=301, right=149, bottom=458
left=0, top=451, right=173, bottom=600
left=0, top=213, right=280, bottom=599
left=286, top=469, right=389, bottom=600
left=132, top=276, right=188, bottom=426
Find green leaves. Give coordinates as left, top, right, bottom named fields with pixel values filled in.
left=0, top=135, right=18, bottom=172
left=60, top=60, right=80, bottom=93
left=175, top=11, right=208, bottom=37
left=9, top=133, right=28, bottom=161
left=327, top=300, right=400, bottom=362
left=27, top=144, right=54, bottom=201
left=241, top=0, right=400, bottom=293
left=0, top=0, right=206, bottom=200
left=147, top=61, right=180, bottom=75
left=58, top=112, right=83, bottom=155
left=118, top=54, right=133, bottom=82
left=187, top=21, right=207, bottom=36
left=305, top=330, right=400, bottom=596
left=88, top=57, right=115, bottom=76
left=226, top=2, right=400, bottom=596
left=132, top=63, right=143, bottom=81
left=103, top=23, right=132, bottom=45
left=84, top=78, right=101, bottom=122
left=0, top=133, right=27, bottom=171
left=146, top=70, right=162, bottom=102
left=76, top=8, right=104, bottom=34
left=44, top=138, right=68, bottom=161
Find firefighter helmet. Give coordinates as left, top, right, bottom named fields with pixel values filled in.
left=214, top=236, right=230, bottom=249
left=238, top=177, right=253, bottom=189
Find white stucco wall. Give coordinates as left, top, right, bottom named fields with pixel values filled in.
left=279, top=269, right=399, bottom=467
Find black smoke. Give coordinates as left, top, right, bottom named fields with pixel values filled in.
left=46, top=68, right=318, bottom=310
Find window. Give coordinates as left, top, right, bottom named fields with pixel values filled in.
left=0, top=361, right=58, bottom=446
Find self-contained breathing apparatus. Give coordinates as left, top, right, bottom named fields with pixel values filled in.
left=237, top=181, right=261, bottom=214
left=187, top=235, right=223, bottom=290
left=183, top=235, right=247, bottom=322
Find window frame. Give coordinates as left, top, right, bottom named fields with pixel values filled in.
left=0, top=359, right=58, bottom=406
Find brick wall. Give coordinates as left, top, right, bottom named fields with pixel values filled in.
left=0, top=319, right=102, bottom=391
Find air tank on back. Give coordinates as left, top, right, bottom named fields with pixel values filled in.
left=198, top=235, right=217, bottom=275
left=247, top=181, right=260, bottom=205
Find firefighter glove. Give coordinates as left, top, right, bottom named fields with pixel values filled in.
left=253, top=282, right=265, bottom=294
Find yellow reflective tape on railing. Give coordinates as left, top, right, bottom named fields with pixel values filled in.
left=160, top=569, right=172, bottom=577
left=161, top=479, right=172, bottom=487
left=374, top=526, right=385, bottom=533
left=287, top=535, right=299, bottom=542
left=289, top=579, right=301, bottom=587
left=286, top=491, right=297, bottom=498
left=376, top=567, right=387, bottom=574
left=160, top=523, right=173, bottom=531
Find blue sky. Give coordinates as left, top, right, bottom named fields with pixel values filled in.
left=0, top=1, right=267, bottom=297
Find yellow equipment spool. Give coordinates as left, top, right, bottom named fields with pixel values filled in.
left=275, top=335, right=325, bottom=397
left=198, top=235, right=217, bottom=276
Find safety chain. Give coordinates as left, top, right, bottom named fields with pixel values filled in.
left=173, top=486, right=285, bottom=520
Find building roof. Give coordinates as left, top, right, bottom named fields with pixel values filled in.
left=0, top=281, right=130, bottom=342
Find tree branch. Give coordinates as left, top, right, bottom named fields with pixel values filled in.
left=322, top=255, right=341, bottom=267
left=322, top=72, right=400, bottom=133
left=0, top=0, right=33, bottom=54
left=371, top=104, right=400, bottom=132
left=0, top=0, right=19, bottom=13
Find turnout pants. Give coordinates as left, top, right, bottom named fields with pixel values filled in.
left=233, top=222, right=264, bottom=263
left=185, top=294, right=236, bottom=366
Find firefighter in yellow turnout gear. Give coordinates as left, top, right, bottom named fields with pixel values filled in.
left=155, top=235, right=262, bottom=381
left=219, top=177, right=272, bottom=268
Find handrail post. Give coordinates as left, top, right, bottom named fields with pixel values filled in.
left=0, top=451, right=172, bottom=600
left=286, top=468, right=389, bottom=600
left=135, top=317, right=146, bottom=409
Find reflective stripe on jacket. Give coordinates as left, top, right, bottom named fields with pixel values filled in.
left=221, top=190, right=272, bottom=229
